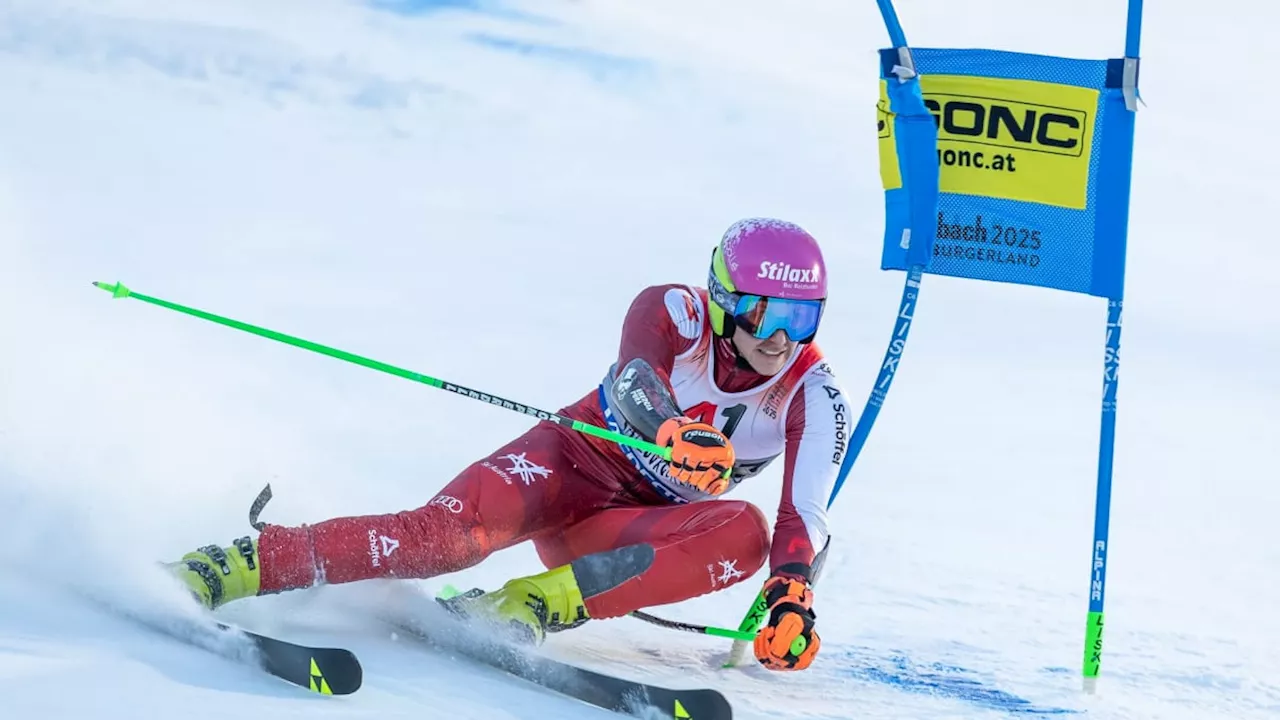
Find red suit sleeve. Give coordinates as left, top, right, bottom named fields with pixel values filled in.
left=615, top=285, right=700, bottom=390
left=769, top=370, right=847, bottom=582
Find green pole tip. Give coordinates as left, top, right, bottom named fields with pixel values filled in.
left=92, top=281, right=132, bottom=299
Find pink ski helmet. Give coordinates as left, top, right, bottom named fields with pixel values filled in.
left=707, top=218, right=828, bottom=343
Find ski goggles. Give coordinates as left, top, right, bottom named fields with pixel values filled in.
left=709, top=272, right=825, bottom=343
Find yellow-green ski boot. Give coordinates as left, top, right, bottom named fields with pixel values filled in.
left=477, top=563, right=589, bottom=645
left=166, top=536, right=262, bottom=610
left=442, top=543, right=657, bottom=645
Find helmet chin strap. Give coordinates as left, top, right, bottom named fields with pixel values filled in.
left=733, top=344, right=755, bottom=370
left=722, top=334, right=755, bottom=370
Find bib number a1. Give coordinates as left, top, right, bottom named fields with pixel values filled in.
left=685, top=401, right=747, bottom=437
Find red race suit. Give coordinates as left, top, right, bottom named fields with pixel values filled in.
left=254, top=284, right=851, bottom=619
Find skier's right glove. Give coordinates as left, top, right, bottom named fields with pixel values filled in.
left=754, top=575, right=821, bottom=671
left=655, top=416, right=734, bottom=495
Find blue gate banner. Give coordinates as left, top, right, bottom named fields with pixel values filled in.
left=877, top=48, right=1137, bottom=299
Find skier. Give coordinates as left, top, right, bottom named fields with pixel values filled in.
left=169, top=217, right=848, bottom=672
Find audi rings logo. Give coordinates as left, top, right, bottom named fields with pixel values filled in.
left=430, top=495, right=464, bottom=514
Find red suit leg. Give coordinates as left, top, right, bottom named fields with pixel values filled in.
left=255, top=423, right=615, bottom=594
left=533, top=500, right=770, bottom=618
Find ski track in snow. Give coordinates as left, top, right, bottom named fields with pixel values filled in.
left=1, top=0, right=1277, bottom=718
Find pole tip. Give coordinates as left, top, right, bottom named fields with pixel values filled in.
left=92, top=281, right=132, bottom=299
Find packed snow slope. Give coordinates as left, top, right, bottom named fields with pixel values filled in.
left=1, top=1, right=1276, bottom=718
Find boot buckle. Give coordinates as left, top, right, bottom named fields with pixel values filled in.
left=233, top=536, right=257, bottom=571
left=199, top=544, right=232, bottom=576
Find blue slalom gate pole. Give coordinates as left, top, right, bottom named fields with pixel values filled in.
left=1083, top=0, right=1142, bottom=692
left=1125, top=0, right=1144, bottom=56
left=876, top=0, right=908, bottom=46
left=718, top=0, right=938, bottom=667
left=825, top=0, right=938, bottom=508
left=1084, top=298, right=1123, bottom=691
left=825, top=267, right=920, bottom=505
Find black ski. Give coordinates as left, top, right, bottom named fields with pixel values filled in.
left=217, top=622, right=363, bottom=695
left=89, top=593, right=363, bottom=696
left=127, top=485, right=363, bottom=695
left=381, top=588, right=731, bottom=720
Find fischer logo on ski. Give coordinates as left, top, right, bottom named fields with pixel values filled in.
left=309, top=657, right=333, bottom=695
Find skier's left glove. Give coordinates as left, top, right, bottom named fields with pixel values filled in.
left=754, top=575, right=820, bottom=671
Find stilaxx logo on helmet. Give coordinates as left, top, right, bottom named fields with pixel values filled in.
left=757, top=261, right=819, bottom=284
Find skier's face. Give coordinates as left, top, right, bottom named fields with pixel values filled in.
left=732, top=326, right=796, bottom=376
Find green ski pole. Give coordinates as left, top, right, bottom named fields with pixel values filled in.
left=720, top=537, right=830, bottom=667
left=92, top=281, right=671, bottom=459
left=627, top=609, right=756, bottom=642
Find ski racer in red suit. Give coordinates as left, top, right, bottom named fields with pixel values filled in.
left=169, top=217, right=850, bottom=672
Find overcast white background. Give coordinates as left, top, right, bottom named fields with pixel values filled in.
left=1, top=1, right=1275, bottom=718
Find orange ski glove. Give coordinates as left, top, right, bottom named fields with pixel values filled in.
left=654, top=416, right=734, bottom=495
left=754, top=575, right=820, bottom=671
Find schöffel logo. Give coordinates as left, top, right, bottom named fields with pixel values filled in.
left=925, top=94, right=1088, bottom=157
left=757, top=262, right=819, bottom=284
left=368, top=528, right=381, bottom=568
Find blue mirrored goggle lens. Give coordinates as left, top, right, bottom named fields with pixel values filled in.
left=733, top=295, right=824, bottom=342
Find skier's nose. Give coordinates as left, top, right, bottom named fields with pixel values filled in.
left=762, top=329, right=789, bottom=347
